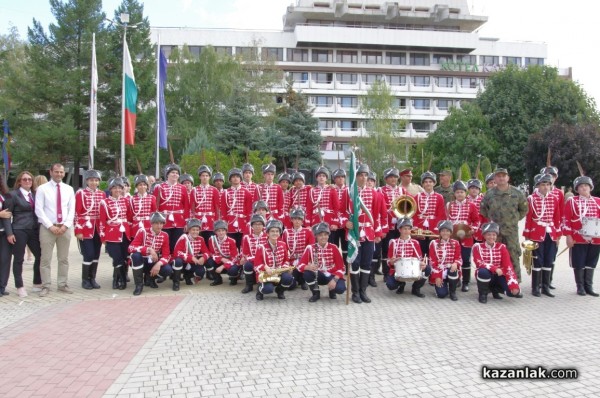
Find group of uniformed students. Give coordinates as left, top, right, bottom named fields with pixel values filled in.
left=74, top=160, right=600, bottom=303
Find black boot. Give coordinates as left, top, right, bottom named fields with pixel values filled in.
left=148, top=273, right=159, bottom=289
left=229, top=276, right=238, bottom=286
left=411, top=280, right=425, bottom=298
left=112, top=267, right=121, bottom=289
left=118, top=266, right=127, bottom=290
left=183, top=271, right=193, bottom=285
left=584, top=268, right=599, bottom=297
left=491, top=285, right=503, bottom=300
left=275, top=284, right=286, bottom=299
left=532, top=271, right=541, bottom=297
left=549, top=265, right=556, bottom=289
left=329, top=290, right=337, bottom=299
left=461, top=268, right=470, bottom=292
left=82, top=264, right=93, bottom=290
left=396, top=282, right=406, bottom=294
left=477, top=280, right=489, bottom=304
left=309, top=284, right=320, bottom=303
left=359, top=273, right=371, bottom=303
left=210, top=271, right=223, bottom=286
left=90, top=262, right=101, bottom=289
left=350, top=274, right=361, bottom=303
left=368, top=268, right=378, bottom=287
left=449, top=279, right=458, bottom=301
left=541, top=269, right=555, bottom=297
left=172, top=269, right=181, bottom=291
left=575, top=268, right=586, bottom=296
left=133, top=268, right=144, bottom=296
left=256, top=288, right=264, bottom=300
left=241, top=277, right=254, bottom=293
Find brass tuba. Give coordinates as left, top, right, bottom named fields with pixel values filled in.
left=391, top=195, right=417, bottom=219
left=258, top=266, right=296, bottom=284
left=521, top=240, right=539, bottom=275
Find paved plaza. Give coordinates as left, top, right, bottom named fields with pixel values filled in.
left=1, top=229, right=599, bottom=398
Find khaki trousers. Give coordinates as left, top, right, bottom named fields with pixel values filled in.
left=40, top=226, right=71, bottom=288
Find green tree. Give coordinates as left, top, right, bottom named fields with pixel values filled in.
left=419, top=102, right=495, bottom=173
left=215, top=92, right=264, bottom=155
left=357, top=79, right=406, bottom=178
left=478, top=65, right=598, bottom=180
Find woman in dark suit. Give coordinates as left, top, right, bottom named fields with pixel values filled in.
left=3, top=171, right=41, bottom=298
left=0, top=173, right=13, bottom=296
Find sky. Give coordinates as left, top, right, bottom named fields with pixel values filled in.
left=1, top=0, right=599, bottom=106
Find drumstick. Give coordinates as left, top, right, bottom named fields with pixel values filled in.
left=556, top=246, right=569, bottom=258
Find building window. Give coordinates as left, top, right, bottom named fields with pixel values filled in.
left=457, top=54, right=476, bottom=64
left=289, top=72, right=309, bottom=83
left=336, top=50, right=358, bottom=63
left=313, top=72, right=334, bottom=84
left=362, top=74, right=383, bottom=84
left=435, top=77, right=454, bottom=88
left=312, top=96, right=334, bottom=106
left=214, top=46, right=232, bottom=56
left=339, top=96, right=358, bottom=108
left=504, top=56, right=521, bottom=66
left=319, top=120, right=335, bottom=130
left=385, top=52, right=406, bottom=65
left=287, top=48, right=309, bottom=62
left=460, top=78, right=478, bottom=88
left=312, top=49, right=333, bottom=62
left=412, top=121, right=432, bottom=132
left=337, top=73, right=358, bottom=84
left=480, top=55, right=499, bottom=65
left=236, top=47, right=258, bottom=59
left=413, top=99, right=431, bottom=110
left=386, top=75, right=407, bottom=86
left=412, top=76, right=430, bottom=87
left=437, top=99, right=452, bottom=110
left=340, top=120, right=359, bottom=131
left=361, top=51, right=383, bottom=64
left=432, top=53, right=453, bottom=64
left=525, top=57, right=544, bottom=66
left=392, top=98, right=407, bottom=109
left=160, top=45, right=176, bottom=58
left=188, top=46, right=202, bottom=58
left=410, top=53, right=430, bottom=66
left=262, top=47, right=284, bottom=61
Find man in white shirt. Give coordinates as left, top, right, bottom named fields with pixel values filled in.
left=35, top=163, right=76, bottom=296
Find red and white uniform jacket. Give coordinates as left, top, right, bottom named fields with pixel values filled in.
left=467, top=193, right=486, bottom=241
left=256, top=183, right=285, bottom=221
left=281, top=187, right=292, bottom=229
left=153, top=182, right=190, bottom=229
left=428, top=238, right=463, bottom=283
left=221, top=186, right=253, bottom=234
left=99, top=196, right=132, bottom=243
left=446, top=199, right=481, bottom=247
left=413, top=191, right=446, bottom=233
left=333, top=184, right=349, bottom=230
left=563, top=195, right=600, bottom=244
left=190, top=184, right=221, bottom=231
left=208, top=235, right=239, bottom=269
left=473, top=241, right=519, bottom=291
left=254, top=240, right=290, bottom=273
left=347, top=186, right=383, bottom=242
left=524, top=191, right=562, bottom=242
left=380, top=185, right=407, bottom=233
left=374, top=188, right=388, bottom=235
left=287, top=185, right=312, bottom=225
left=386, top=237, right=423, bottom=277
left=174, top=233, right=210, bottom=264
left=128, top=227, right=171, bottom=265
left=242, top=181, right=261, bottom=201
left=128, top=193, right=157, bottom=237
left=241, top=232, right=268, bottom=263
left=297, top=242, right=345, bottom=279
left=308, top=185, right=339, bottom=227
left=283, top=226, right=315, bottom=266
left=550, top=186, right=565, bottom=220
left=74, top=188, right=105, bottom=239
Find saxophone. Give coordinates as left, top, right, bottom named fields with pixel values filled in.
left=258, top=266, right=296, bottom=284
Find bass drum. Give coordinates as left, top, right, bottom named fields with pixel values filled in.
left=394, top=258, right=421, bottom=281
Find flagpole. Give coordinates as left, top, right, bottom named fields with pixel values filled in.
left=121, top=22, right=128, bottom=177
left=89, top=32, right=96, bottom=169
left=155, top=33, right=160, bottom=178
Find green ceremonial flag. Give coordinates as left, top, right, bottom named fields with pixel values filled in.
left=347, top=151, right=360, bottom=264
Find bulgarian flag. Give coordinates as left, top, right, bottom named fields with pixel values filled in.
left=123, top=41, right=137, bottom=145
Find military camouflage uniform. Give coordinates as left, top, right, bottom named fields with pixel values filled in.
left=480, top=186, right=529, bottom=281
left=434, top=185, right=455, bottom=204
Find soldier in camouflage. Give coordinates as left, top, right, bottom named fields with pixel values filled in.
left=434, top=170, right=455, bottom=204
left=480, top=168, right=529, bottom=281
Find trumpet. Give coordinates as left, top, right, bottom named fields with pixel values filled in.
left=411, top=228, right=440, bottom=239
left=391, top=195, right=417, bottom=219
left=521, top=240, right=539, bottom=275
left=258, top=266, right=295, bottom=284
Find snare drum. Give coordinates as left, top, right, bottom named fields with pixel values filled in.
left=581, top=217, right=600, bottom=239
left=394, top=258, right=421, bottom=281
